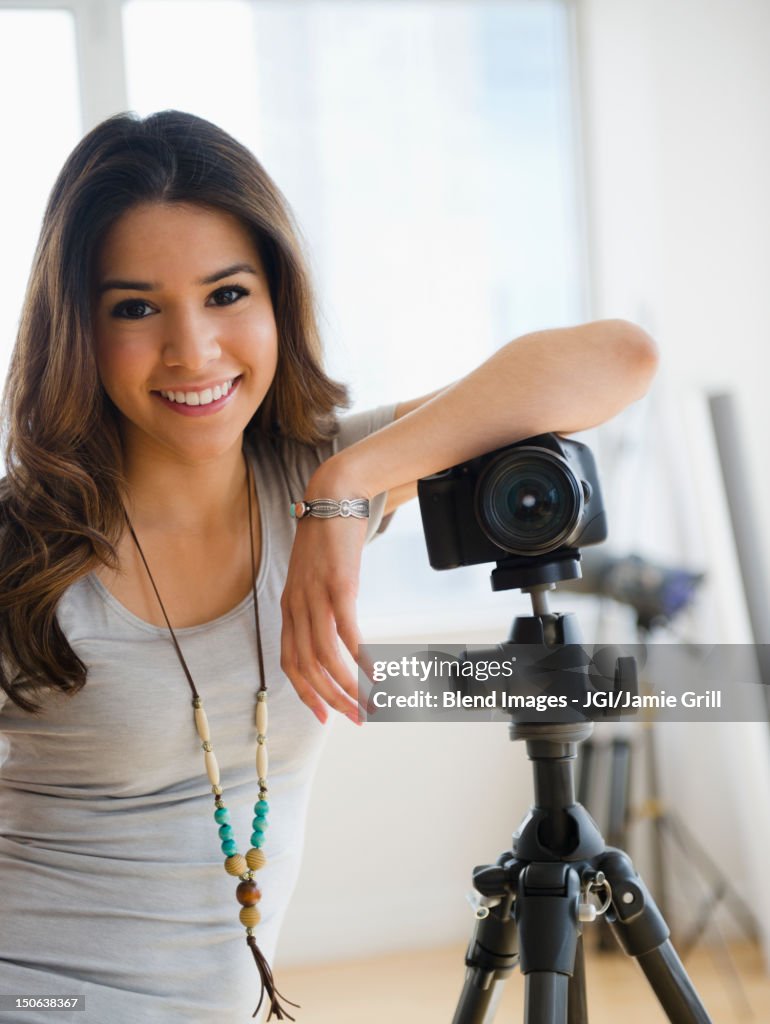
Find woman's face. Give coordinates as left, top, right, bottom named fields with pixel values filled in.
left=93, top=201, right=278, bottom=466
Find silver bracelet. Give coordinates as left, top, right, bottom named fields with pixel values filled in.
left=289, top=498, right=370, bottom=520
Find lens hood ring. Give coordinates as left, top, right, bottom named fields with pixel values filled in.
left=474, top=446, right=584, bottom=557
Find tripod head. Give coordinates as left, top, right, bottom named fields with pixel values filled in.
left=490, top=548, right=582, bottom=594
left=451, top=547, right=639, bottom=735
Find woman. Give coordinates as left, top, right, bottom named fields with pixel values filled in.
left=0, top=111, right=657, bottom=1022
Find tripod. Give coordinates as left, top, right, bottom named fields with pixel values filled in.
left=449, top=555, right=714, bottom=1024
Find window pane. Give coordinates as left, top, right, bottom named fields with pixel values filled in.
left=123, top=0, right=260, bottom=148
left=0, top=9, right=81, bottom=389
left=123, top=0, right=581, bottom=631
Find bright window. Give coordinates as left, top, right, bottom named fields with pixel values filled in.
left=0, top=8, right=81, bottom=387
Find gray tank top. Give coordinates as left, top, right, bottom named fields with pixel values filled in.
left=0, top=404, right=396, bottom=1023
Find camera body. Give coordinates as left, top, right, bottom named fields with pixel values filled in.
left=418, top=433, right=607, bottom=570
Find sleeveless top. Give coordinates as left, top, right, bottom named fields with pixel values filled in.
left=0, top=404, right=396, bottom=1023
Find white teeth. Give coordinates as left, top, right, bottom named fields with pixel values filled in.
left=159, top=378, right=235, bottom=405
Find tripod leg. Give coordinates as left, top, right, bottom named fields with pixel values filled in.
left=524, top=973, right=569, bottom=1024
left=517, top=863, right=582, bottom=1024
left=636, top=942, right=717, bottom=1022
left=567, top=936, right=588, bottom=1024
left=522, top=939, right=587, bottom=1024
left=452, top=894, right=518, bottom=1024
left=600, top=849, right=713, bottom=1024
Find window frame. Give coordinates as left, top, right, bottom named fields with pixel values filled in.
left=0, top=0, right=128, bottom=129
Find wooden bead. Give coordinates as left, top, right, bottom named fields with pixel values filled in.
left=236, top=880, right=262, bottom=906
left=256, top=700, right=268, bottom=736
left=204, top=749, right=220, bottom=787
left=239, top=906, right=262, bottom=928
left=246, top=848, right=267, bottom=871
left=256, top=744, right=268, bottom=780
left=194, top=706, right=211, bottom=742
left=224, top=854, right=248, bottom=876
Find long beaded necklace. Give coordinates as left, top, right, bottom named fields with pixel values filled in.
left=124, top=450, right=298, bottom=1021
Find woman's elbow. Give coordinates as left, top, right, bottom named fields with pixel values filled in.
left=613, top=320, right=660, bottom=400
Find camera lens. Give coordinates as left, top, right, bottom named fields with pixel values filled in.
left=475, top=448, right=583, bottom=556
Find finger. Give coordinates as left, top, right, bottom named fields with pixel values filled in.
left=291, top=599, right=359, bottom=719
left=332, top=598, right=374, bottom=712
left=309, top=599, right=362, bottom=706
left=280, top=611, right=328, bottom=724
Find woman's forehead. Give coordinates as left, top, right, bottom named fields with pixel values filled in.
left=97, top=202, right=262, bottom=280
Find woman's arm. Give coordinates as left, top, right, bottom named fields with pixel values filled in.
left=280, top=319, right=658, bottom=723
left=325, top=319, right=658, bottom=513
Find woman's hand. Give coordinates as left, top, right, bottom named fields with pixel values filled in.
left=279, top=460, right=372, bottom=726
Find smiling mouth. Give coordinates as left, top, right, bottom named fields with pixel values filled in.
left=156, top=377, right=239, bottom=407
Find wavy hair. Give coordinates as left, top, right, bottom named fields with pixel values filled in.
left=0, top=110, right=348, bottom=712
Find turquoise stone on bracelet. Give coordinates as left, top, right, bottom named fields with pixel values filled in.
left=251, top=817, right=267, bottom=833
left=255, top=800, right=269, bottom=815
left=250, top=831, right=266, bottom=848
left=218, top=824, right=234, bottom=841
left=289, top=502, right=297, bottom=518
left=221, top=838, right=238, bottom=857
left=214, top=806, right=230, bottom=825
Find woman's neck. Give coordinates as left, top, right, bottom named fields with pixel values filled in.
left=120, top=436, right=249, bottom=537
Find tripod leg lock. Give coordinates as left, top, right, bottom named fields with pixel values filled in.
left=599, top=849, right=670, bottom=957
left=462, top=892, right=519, bottom=983
left=515, top=862, right=582, bottom=975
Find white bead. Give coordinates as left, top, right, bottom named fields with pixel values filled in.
left=256, top=744, right=268, bottom=780
left=194, top=706, right=211, bottom=742
left=205, top=749, right=220, bottom=786
left=256, top=700, right=267, bottom=736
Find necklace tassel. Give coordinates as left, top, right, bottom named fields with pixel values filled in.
left=247, top=934, right=300, bottom=1021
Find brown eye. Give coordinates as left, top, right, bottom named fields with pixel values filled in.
left=209, top=285, right=248, bottom=306
left=112, top=299, right=154, bottom=319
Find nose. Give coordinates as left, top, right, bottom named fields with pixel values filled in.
left=161, top=306, right=222, bottom=371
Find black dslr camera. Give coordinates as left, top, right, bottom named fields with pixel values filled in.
left=417, top=433, right=607, bottom=570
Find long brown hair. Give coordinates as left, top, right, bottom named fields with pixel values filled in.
left=0, top=110, right=348, bottom=712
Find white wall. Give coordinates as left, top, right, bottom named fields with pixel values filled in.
left=278, top=0, right=770, bottom=970
left=576, top=0, right=770, bottom=966
left=576, top=0, right=770, bottom=521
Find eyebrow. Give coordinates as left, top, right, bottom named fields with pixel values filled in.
left=97, top=262, right=259, bottom=295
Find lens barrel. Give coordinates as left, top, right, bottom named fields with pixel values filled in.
left=475, top=447, right=584, bottom=556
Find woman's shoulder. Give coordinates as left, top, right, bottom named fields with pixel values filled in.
left=253, top=401, right=398, bottom=461
left=328, top=402, right=399, bottom=454
left=249, top=402, right=398, bottom=500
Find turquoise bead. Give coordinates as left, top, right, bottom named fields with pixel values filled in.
left=251, top=817, right=267, bottom=833
left=218, top=824, right=234, bottom=841
left=250, top=831, right=265, bottom=848
left=255, top=800, right=269, bottom=815
left=221, top=838, right=237, bottom=856
left=214, top=807, right=230, bottom=825
left=289, top=503, right=296, bottom=518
